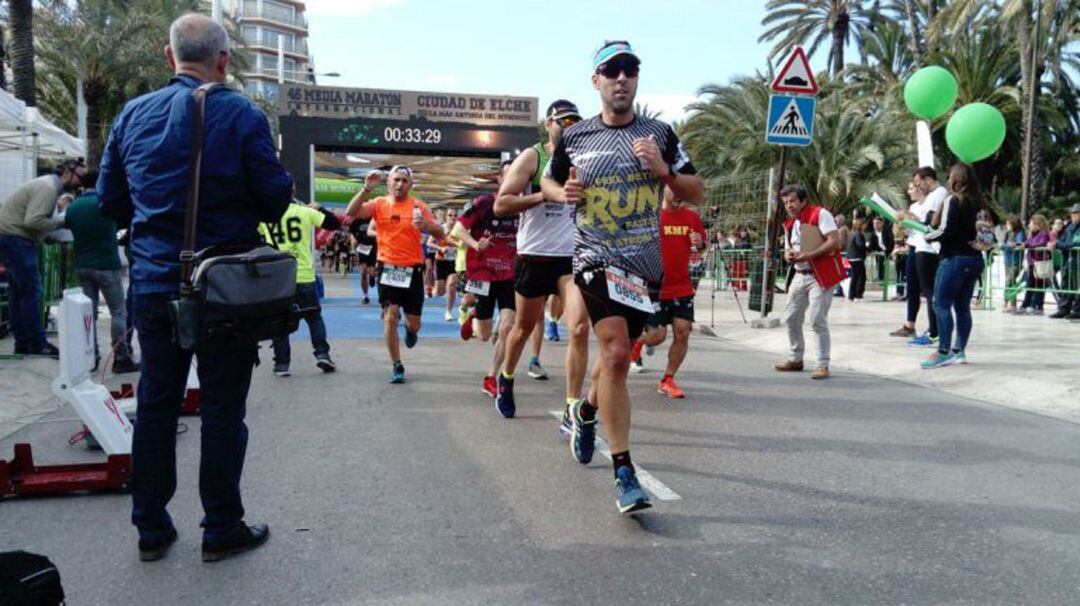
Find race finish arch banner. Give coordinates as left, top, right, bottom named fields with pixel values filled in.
left=278, top=84, right=540, bottom=203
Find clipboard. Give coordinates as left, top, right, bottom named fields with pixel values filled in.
left=799, top=223, right=844, bottom=289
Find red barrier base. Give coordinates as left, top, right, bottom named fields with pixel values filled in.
left=111, top=384, right=200, bottom=415
left=0, top=444, right=131, bottom=497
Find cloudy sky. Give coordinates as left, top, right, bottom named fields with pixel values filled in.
left=304, top=0, right=820, bottom=122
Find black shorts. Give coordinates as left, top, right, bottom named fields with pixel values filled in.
left=574, top=269, right=658, bottom=341
left=648, top=296, right=695, bottom=328
left=425, top=252, right=436, bottom=263
left=377, top=263, right=425, bottom=317
left=436, top=260, right=457, bottom=280
left=514, top=255, right=572, bottom=299
left=358, top=250, right=377, bottom=266
left=474, top=280, right=516, bottom=320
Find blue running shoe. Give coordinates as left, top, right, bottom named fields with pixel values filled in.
left=614, top=466, right=652, bottom=514
left=546, top=320, right=560, bottom=342
left=920, top=351, right=952, bottom=369
left=908, top=333, right=938, bottom=347
left=389, top=362, right=405, bottom=383
left=569, top=399, right=597, bottom=465
left=495, top=374, right=515, bottom=418
left=405, top=330, right=418, bottom=349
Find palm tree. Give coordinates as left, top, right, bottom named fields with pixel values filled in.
left=8, top=0, right=34, bottom=105
left=34, top=0, right=253, bottom=169
left=760, top=0, right=873, bottom=77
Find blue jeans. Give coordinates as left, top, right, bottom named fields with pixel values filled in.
left=933, top=255, right=984, bottom=355
left=0, top=234, right=46, bottom=351
left=131, top=292, right=258, bottom=543
left=75, top=267, right=130, bottom=361
left=271, top=281, right=329, bottom=365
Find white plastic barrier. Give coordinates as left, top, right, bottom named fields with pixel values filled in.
left=50, top=288, right=133, bottom=455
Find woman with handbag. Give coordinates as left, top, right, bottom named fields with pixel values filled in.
left=1020, top=214, right=1052, bottom=315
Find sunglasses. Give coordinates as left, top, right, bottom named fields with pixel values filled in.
left=596, top=58, right=639, bottom=79
left=553, top=115, right=581, bottom=127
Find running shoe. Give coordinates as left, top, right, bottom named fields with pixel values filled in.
left=482, top=375, right=498, bottom=398
left=546, top=320, right=560, bottom=342
left=629, top=358, right=645, bottom=373
left=316, top=354, right=336, bottom=373
left=495, top=374, right=515, bottom=418
left=460, top=309, right=476, bottom=340
left=389, top=362, right=405, bottom=384
left=889, top=325, right=916, bottom=338
left=559, top=405, right=573, bottom=437
left=657, top=376, right=685, bottom=399
left=405, top=329, right=418, bottom=349
left=951, top=351, right=968, bottom=365
left=528, top=359, right=548, bottom=380
left=614, top=466, right=652, bottom=514
left=444, top=310, right=454, bottom=322
left=920, top=351, right=952, bottom=370
left=458, top=306, right=470, bottom=326
left=908, top=333, right=938, bottom=347
left=272, top=363, right=290, bottom=377
left=362, top=296, right=370, bottom=305
left=569, top=398, right=597, bottom=465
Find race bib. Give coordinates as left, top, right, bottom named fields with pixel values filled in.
left=380, top=265, right=413, bottom=288
left=465, top=280, right=491, bottom=296
left=605, top=267, right=653, bottom=313
left=355, top=244, right=373, bottom=256
left=443, top=248, right=457, bottom=261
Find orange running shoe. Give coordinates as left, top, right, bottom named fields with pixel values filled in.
left=658, top=376, right=685, bottom=399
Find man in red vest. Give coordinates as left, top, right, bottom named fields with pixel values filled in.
left=774, top=185, right=843, bottom=380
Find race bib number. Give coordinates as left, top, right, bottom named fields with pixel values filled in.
left=380, top=265, right=413, bottom=288
left=605, top=267, right=653, bottom=313
left=443, top=248, right=457, bottom=261
left=465, top=280, right=491, bottom=296
left=355, top=244, right=373, bottom=256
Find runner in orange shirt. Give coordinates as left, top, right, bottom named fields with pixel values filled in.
left=347, top=166, right=444, bottom=383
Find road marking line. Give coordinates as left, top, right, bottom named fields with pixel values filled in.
left=548, top=411, right=682, bottom=501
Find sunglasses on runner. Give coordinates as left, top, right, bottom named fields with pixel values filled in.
left=596, top=58, right=639, bottom=79
left=553, top=115, right=582, bottom=128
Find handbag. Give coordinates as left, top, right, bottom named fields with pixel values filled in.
left=1034, top=258, right=1055, bottom=280
left=168, top=83, right=298, bottom=350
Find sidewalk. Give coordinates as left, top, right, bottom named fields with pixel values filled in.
left=695, top=285, right=1080, bottom=424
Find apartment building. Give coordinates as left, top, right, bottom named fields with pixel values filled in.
left=227, top=0, right=313, bottom=100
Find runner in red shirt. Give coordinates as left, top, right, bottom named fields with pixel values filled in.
left=632, top=189, right=706, bottom=398
left=451, top=184, right=520, bottom=401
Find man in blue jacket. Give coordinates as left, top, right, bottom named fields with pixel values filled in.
left=98, top=13, right=292, bottom=563
left=1050, top=204, right=1080, bottom=319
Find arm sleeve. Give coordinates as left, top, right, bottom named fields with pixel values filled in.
left=817, top=210, right=838, bottom=236
left=241, top=106, right=293, bottom=223
left=662, top=126, right=697, bottom=175
left=545, top=138, right=572, bottom=185
left=97, top=112, right=133, bottom=227
left=24, top=183, right=63, bottom=233
left=456, top=201, right=480, bottom=231
left=925, top=197, right=953, bottom=243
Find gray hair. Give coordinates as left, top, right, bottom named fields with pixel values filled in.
left=169, top=13, right=229, bottom=65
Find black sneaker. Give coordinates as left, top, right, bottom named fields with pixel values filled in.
left=495, top=374, right=515, bottom=418
left=202, top=522, right=269, bottom=562
left=29, top=342, right=60, bottom=359
left=273, top=363, right=290, bottom=377
left=113, top=358, right=140, bottom=374
left=315, top=355, right=336, bottom=373
left=1049, top=308, right=1071, bottom=319
left=138, top=527, right=178, bottom=562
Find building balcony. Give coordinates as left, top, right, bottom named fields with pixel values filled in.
left=238, top=2, right=308, bottom=31
left=246, top=35, right=309, bottom=58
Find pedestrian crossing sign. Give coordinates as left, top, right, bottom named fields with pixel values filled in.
left=765, top=94, right=816, bottom=147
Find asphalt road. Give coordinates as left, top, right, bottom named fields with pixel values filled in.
left=4, top=295, right=1080, bottom=605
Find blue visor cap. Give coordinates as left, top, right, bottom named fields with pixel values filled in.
left=592, top=41, right=640, bottom=71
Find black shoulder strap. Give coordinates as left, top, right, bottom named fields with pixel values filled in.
left=180, top=82, right=219, bottom=295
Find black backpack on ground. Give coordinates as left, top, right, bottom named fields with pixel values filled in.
left=0, top=551, right=65, bottom=606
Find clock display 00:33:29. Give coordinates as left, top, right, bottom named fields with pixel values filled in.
left=382, top=127, right=442, bottom=144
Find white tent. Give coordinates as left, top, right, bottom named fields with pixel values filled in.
left=0, top=88, right=86, bottom=201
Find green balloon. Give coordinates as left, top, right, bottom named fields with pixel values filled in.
left=946, top=103, right=1007, bottom=163
left=904, top=66, right=959, bottom=119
